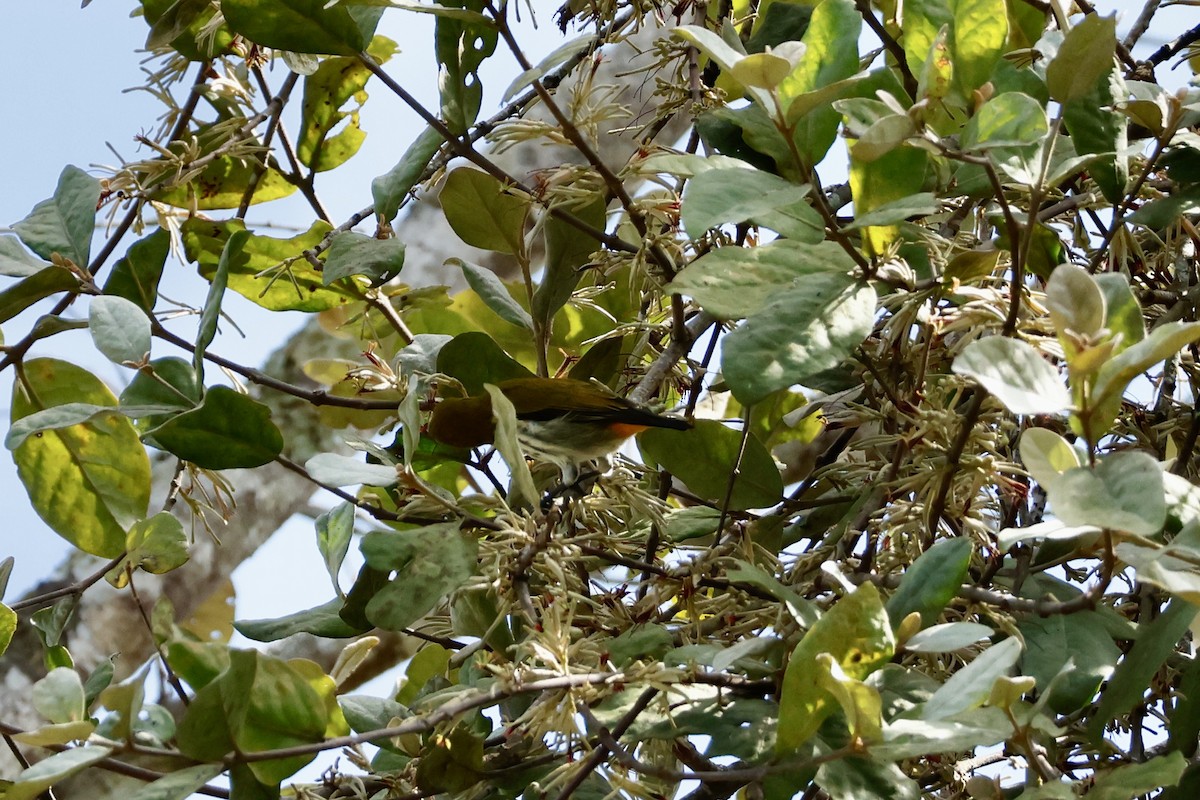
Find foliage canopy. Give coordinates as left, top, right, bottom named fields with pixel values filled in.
left=4, top=0, right=1200, bottom=798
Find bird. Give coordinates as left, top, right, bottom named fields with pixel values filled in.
left=427, top=377, right=691, bottom=485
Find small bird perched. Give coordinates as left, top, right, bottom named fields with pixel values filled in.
left=428, top=377, right=691, bottom=485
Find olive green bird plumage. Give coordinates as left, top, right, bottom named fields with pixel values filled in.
left=428, top=377, right=690, bottom=483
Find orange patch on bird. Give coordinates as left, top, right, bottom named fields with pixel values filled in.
left=608, top=423, right=651, bottom=439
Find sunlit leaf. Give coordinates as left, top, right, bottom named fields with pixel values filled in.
left=11, top=358, right=150, bottom=557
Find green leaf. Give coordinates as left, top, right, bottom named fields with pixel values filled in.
left=1046, top=264, right=1105, bottom=339
left=89, top=295, right=151, bottom=365
left=30, top=595, right=78, bottom=649
left=221, top=0, right=365, bottom=55
left=236, top=597, right=362, bottom=641
left=440, top=168, right=529, bottom=255
left=777, top=582, right=894, bottom=751
left=874, top=708, right=1012, bottom=760
left=185, top=218, right=360, bottom=312
left=723, top=279, right=876, bottom=405
left=1093, top=273, right=1144, bottom=351
left=502, top=33, right=593, bottom=101
left=639, top=420, right=784, bottom=511
left=361, top=523, right=479, bottom=631
left=224, top=650, right=329, bottom=785
left=951, top=337, right=1070, bottom=415
left=815, top=654, right=884, bottom=743
left=143, top=0, right=233, bottom=59
left=534, top=193, right=606, bottom=331
left=843, top=193, right=938, bottom=231
left=304, top=452, right=399, bottom=487
left=103, top=229, right=170, bottom=313
left=1050, top=451, right=1165, bottom=537
left=778, top=0, right=861, bottom=166
left=436, top=332, right=534, bottom=395
left=961, top=92, right=1048, bottom=184
left=0, top=235, right=49, bottom=278
left=817, top=755, right=920, bottom=800
left=1090, top=321, right=1200, bottom=426
left=5, top=403, right=123, bottom=451
left=1170, top=654, right=1200, bottom=753
left=922, top=636, right=1022, bottom=720
left=119, top=357, right=203, bottom=436
left=949, top=0, right=1007, bottom=94
left=1046, top=13, right=1117, bottom=104
left=195, top=229, right=241, bottom=382
left=847, top=118, right=928, bottom=254
left=484, top=383, right=538, bottom=507
left=148, top=386, right=284, bottom=469
left=731, top=51, right=794, bottom=90
left=453, top=259, right=533, bottom=330
left=12, top=166, right=101, bottom=266
left=11, top=358, right=150, bottom=557
left=1019, top=611, right=1119, bottom=714
left=681, top=169, right=822, bottom=241
left=670, top=240, right=857, bottom=320
left=849, top=113, right=917, bottom=162
left=3, top=745, right=114, bottom=800
left=0, top=266, right=82, bottom=325
left=32, top=667, right=86, bottom=724
left=725, top=561, right=820, bottom=627
left=372, top=126, right=444, bottom=223
left=297, top=39, right=396, bottom=172
left=674, top=25, right=768, bottom=107
left=124, top=764, right=225, bottom=800
left=0, top=602, right=16, bottom=658
left=1090, top=600, right=1197, bottom=742
left=1090, top=752, right=1187, bottom=800
left=119, top=512, right=190, bottom=578
left=885, top=537, right=972, bottom=628
left=903, top=621, right=992, bottom=653
left=608, top=625, right=674, bottom=667
left=153, top=124, right=297, bottom=210
left=1063, top=66, right=1128, bottom=203
left=1018, top=427, right=1080, bottom=492
left=435, top=0, right=498, bottom=134
left=323, top=232, right=405, bottom=285
left=316, top=502, right=355, bottom=596
left=901, top=0, right=953, bottom=78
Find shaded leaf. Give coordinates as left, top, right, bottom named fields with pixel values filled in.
left=681, top=169, right=822, bottom=241
left=373, top=126, right=444, bottom=223
left=148, top=387, right=284, bottom=469
left=922, top=637, right=1022, bottom=720
left=0, top=266, right=81, bottom=325
left=886, top=537, right=973, bottom=628
left=1046, top=13, right=1117, bottom=104
left=103, top=229, right=170, bottom=313
left=454, top=259, right=533, bottom=330
left=361, top=523, right=479, bottom=631
left=723, top=279, right=876, bottom=404
left=221, top=0, right=364, bottom=55
left=236, top=597, right=362, bottom=641
left=323, top=232, right=405, bottom=285
left=640, top=420, right=783, bottom=511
